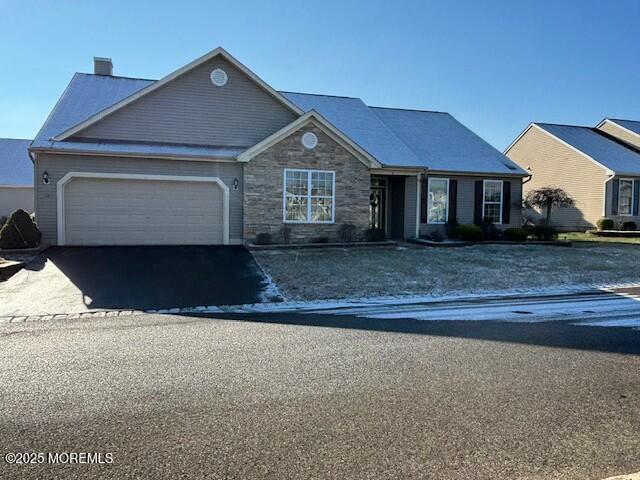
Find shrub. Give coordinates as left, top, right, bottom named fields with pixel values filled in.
left=504, top=227, right=529, bottom=242
left=596, top=218, right=614, bottom=231
left=480, top=218, right=501, bottom=240
left=254, top=232, right=273, bottom=245
left=529, top=225, right=558, bottom=241
left=311, top=235, right=329, bottom=244
left=0, top=209, right=42, bottom=249
left=524, top=187, right=575, bottom=226
left=430, top=231, right=444, bottom=242
left=621, top=221, right=637, bottom=231
left=338, top=223, right=356, bottom=242
left=280, top=225, right=291, bottom=244
left=0, top=216, right=6, bottom=227
left=452, top=224, right=484, bottom=242
left=445, top=219, right=459, bottom=238
left=364, top=228, right=386, bottom=242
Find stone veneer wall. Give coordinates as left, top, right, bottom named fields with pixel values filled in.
left=243, top=123, right=371, bottom=243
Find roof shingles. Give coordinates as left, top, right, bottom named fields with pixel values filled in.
left=0, top=139, right=33, bottom=186
left=32, top=72, right=527, bottom=175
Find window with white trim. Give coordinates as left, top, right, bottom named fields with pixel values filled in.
left=427, top=178, right=449, bottom=224
left=618, top=179, right=634, bottom=216
left=284, top=169, right=335, bottom=223
left=483, top=180, right=503, bottom=224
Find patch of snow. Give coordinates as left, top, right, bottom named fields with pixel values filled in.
left=228, top=282, right=640, bottom=314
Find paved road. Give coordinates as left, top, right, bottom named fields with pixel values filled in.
left=1, top=313, right=639, bottom=479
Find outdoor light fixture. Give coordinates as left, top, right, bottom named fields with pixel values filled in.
left=42, top=171, right=50, bottom=185
left=233, top=178, right=239, bottom=190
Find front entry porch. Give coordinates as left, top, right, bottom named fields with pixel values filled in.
left=369, top=173, right=420, bottom=240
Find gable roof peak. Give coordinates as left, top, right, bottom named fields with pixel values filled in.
left=52, top=46, right=303, bottom=141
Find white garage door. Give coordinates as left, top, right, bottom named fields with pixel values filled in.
left=61, top=175, right=227, bottom=246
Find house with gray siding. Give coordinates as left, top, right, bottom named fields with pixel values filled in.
left=0, top=138, right=34, bottom=218
left=30, top=47, right=526, bottom=246
left=506, top=120, right=640, bottom=231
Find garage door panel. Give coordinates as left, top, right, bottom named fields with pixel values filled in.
left=63, top=177, right=225, bottom=246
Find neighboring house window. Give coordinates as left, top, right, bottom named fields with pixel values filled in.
left=618, top=179, right=634, bottom=216
left=284, top=169, right=335, bottom=223
left=483, top=180, right=503, bottom=223
left=427, top=178, right=449, bottom=224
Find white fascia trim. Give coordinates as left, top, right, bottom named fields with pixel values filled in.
left=598, top=118, right=640, bottom=142
left=56, top=172, right=230, bottom=246
left=53, top=47, right=303, bottom=141
left=30, top=147, right=238, bottom=163
left=423, top=169, right=526, bottom=178
left=524, top=124, right=614, bottom=176
left=238, top=110, right=381, bottom=168
left=503, top=123, right=536, bottom=155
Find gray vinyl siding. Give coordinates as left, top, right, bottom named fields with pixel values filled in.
left=403, top=176, right=418, bottom=238
left=34, top=153, right=243, bottom=245
left=74, top=57, right=297, bottom=147
left=0, top=186, right=34, bottom=217
left=420, top=175, right=522, bottom=236
left=506, top=127, right=609, bottom=231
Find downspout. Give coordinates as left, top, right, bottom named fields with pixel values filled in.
left=603, top=173, right=614, bottom=217
left=29, top=146, right=37, bottom=224
left=415, top=171, right=422, bottom=239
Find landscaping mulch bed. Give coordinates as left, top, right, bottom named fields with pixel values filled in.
left=254, top=243, right=640, bottom=301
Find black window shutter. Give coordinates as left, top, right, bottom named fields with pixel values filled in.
left=634, top=180, right=640, bottom=216
left=448, top=179, right=457, bottom=224
left=474, top=180, right=483, bottom=225
left=502, top=181, right=511, bottom=224
left=611, top=179, right=620, bottom=216
left=420, top=176, right=428, bottom=223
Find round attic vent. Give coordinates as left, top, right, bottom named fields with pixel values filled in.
left=210, top=68, right=228, bottom=87
left=302, top=132, right=318, bottom=150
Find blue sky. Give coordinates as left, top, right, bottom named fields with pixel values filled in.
left=1, top=0, right=638, bottom=150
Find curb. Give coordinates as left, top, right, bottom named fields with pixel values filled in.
left=602, top=473, right=640, bottom=480
left=3, top=282, right=640, bottom=324
left=0, top=305, right=225, bottom=324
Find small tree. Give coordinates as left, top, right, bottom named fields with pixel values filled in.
left=524, top=187, right=575, bottom=226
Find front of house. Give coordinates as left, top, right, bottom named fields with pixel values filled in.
left=506, top=119, right=640, bottom=231
left=30, top=48, right=526, bottom=246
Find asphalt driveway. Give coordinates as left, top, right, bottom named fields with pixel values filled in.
left=1, top=313, right=639, bottom=479
left=0, top=246, right=280, bottom=316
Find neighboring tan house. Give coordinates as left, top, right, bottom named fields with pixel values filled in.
left=0, top=138, right=34, bottom=218
left=596, top=118, right=640, bottom=149
left=30, top=47, right=526, bottom=246
left=505, top=120, right=640, bottom=231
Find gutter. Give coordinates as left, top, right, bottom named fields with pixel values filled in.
left=28, top=146, right=239, bottom=163
left=602, top=173, right=615, bottom=217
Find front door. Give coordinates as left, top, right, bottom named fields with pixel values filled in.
left=370, top=177, right=387, bottom=232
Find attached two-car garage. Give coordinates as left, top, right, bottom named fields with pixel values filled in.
left=57, top=173, right=229, bottom=246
